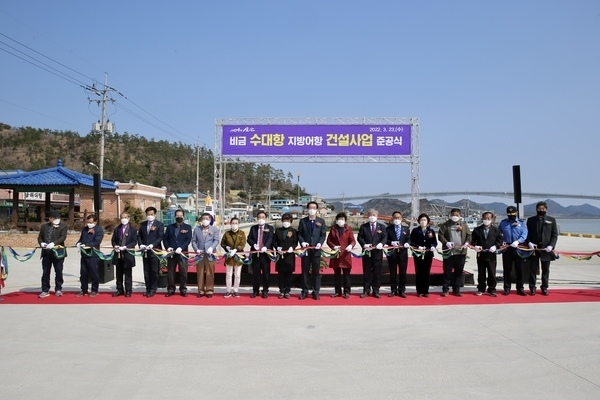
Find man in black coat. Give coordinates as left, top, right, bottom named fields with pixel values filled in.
left=385, top=211, right=410, bottom=297
left=247, top=211, right=274, bottom=298
left=471, top=212, right=504, bottom=296
left=163, top=209, right=193, bottom=297
left=526, top=201, right=559, bottom=296
left=137, top=206, right=164, bottom=297
left=111, top=212, right=138, bottom=297
left=75, top=214, right=104, bottom=297
left=297, top=202, right=327, bottom=300
left=357, top=209, right=388, bottom=298
left=37, top=210, right=68, bottom=298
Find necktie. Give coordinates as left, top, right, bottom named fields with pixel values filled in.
left=310, top=219, right=314, bottom=232
left=484, top=228, right=488, bottom=240
left=395, top=225, right=401, bottom=240
left=258, top=226, right=264, bottom=249
left=371, top=223, right=376, bottom=237
left=122, top=225, right=127, bottom=238
left=147, top=222, right=152, bottom=234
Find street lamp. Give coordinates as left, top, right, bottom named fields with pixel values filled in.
left=89, top=162, right=99, bottom=170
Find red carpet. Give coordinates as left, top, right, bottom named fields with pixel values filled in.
left=2, top=289, right=599, bottom=306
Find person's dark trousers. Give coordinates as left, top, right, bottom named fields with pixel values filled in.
left=278, top=271, right=292, bottom=294
left=332, top=267, right=351, bottom=295
left=301, top=249, right=322, bottom=295
left=167, top=254, right=188, bottom=294
left=502, top=247, right=524, bottom=291
left=80, top=256, right=99, bottom=293
left=476, top=258, right=497, bottom=294
left=528, top=255, right=550, bottom=290
left=442, top=254, right=466, bottom=293
left=115, top=260, right=132, bottom=293
left=41, top=251, right=64, bottom=293
left=252, top=254, right=271, bottom=294
left=362, top=255, right=382, bottom=294
left=143, top=254, right=159, bottom=294
left=388, top=252, right=408, bottom=294
left=414, top=255, right=432, bottom=295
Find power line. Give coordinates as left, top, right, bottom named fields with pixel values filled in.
left=0, top=97, right=80, bottom=128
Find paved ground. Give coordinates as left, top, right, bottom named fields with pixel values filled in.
left=1, top=236, right=599, bottom=399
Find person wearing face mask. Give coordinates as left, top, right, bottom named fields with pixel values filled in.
left=75, top=214, right=104, bottom=298
left=525, top=201, right=558, bottom=296
left=246, top=211, right=274, bottom=298
left=191, top=212, right=220, bottom=298
left=111, top=212, right=138, bottom=298
left=220, top=217, right=247, bottom=298
left=437, top=209, right=472, bottom=297
left=137, top=207, right=165, bottom=297
left=163, top=209, right=193, bottom=297
left=37, top=210, right=68, bottom=298
left=385, top=211, right=411, bottom=298
left=273, top=213, right=298, bottom=299
left=357, top=209, right=388, bottom=298
left=297, top=202, right=327, bottom=300
left=471, top=212, right=503, bottom=296
left=409, top=213, right=438, bottom=298
left=326, top=212, right=356, bottom=299
left=498, top=205, right=528, bottom=296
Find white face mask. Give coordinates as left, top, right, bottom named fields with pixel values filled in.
left=87, top=223, right=96, bottom=229
left=419, top=220, right=428, bottom=228
left=368, top=216, right=377, bottom=223
left=258, top=219, right=266, bottom=226
left=201, top=219, right=210, bottom=227
left=146, top=215, right=155, bottom=222
left=393, top=219, right=402, bottom=226
left=231, top=224, right=239, bottom=231
left=53, top=219, right=60, bottom=225
left=336, top=219, right=345, bottom=227
left=450, top=216, right=460, bottom=223
left=308, top=209, right=317, bottom=216
left=121, top=218, right=129, bottom=225
left=482, top=219, right=492, bottom=226
left=282, top=221, right=291, bottom=228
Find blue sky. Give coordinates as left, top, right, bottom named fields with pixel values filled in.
left=1, top=1, right=599, bottom=208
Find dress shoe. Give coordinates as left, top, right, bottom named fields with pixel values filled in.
left=359, top=292, right=369, bottom=298
left=453, top=291, right=462, bottom=297
left=529, top=289, right=536, bottom=296
left=441, top=291, right=448, bottom=297
left=125, top=292, right=132, bottom=298
left=278, top=293, right=285, bottom=299
left=284, top=293, right=290, bottom=299
left=89, top=292, right=98, bottom=298
left=147, top=292, right=156, bottom=298
left=76, top=292, right=87, bottom=298
left=541, top=289, right=549, bottom=296
left=250, top=292, right=258, bottom=299
left=388, top=292, right=396, bottom=297
left=298, top=293, right=307, bottom=300
left=143, top=292, right=149, bottom=297
left=312, top=292, right=320, bottom=300
left=343, top=293, right=350, bottom=299
left=331, top=293, right=341, bottom=298
left=180, top=291, right=188, bottom=297
left=197, top=293, right=205, bottom=298
left=517, top=289, right=526, bottom=296
left=399, top=292, right=407, bottom=298
left=206, top=293, right=213, bottom=298
left=503, top=289, right=510, bottom=296
left=261, top=292, right=268, bottom=299
left=112, top=291, right=124, bottom=298
left=423, top=294, right=429, bottom=298
left=165, top=292, right=175, bottom=297
left=373, top=292, right=380, bottom=299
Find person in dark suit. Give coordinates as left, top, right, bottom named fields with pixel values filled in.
left=75, top=214, right=104, bottom=298
left=163, top=209, right=193, bottom=297
left=273, top=213, right=298, bottom=299
left=357, top=209, right=388, bottom=298
left=471, top=212, right=503, bottom=296
left=385, top=211, right=411, bottom=298
left=526, top=201, right=559, bottom=296
left=37, top=210, right=68, bottom=298
left=297, top=201, right=327, bottom=300
left=111, top=212, right=138, bottom=297
left=409, top=213, right=438, bottom=297
left=326, top=212, right=356, bottom=299
left=247, top=210, right=274, bottom=298
left=137, top=206, right=164, bottom=297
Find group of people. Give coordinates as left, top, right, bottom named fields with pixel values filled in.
left=34, top=201, right=558, bottom=300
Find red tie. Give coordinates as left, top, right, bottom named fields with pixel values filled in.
left=258, top=226, right=264, bottom=249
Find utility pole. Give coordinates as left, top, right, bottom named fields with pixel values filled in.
left=88, top=73, right=115, bottom=180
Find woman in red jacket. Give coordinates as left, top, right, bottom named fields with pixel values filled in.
left=326, top=212, right=356, bottom=299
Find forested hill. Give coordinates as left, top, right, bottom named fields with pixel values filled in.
left=0, top=122, right=301, bottom=197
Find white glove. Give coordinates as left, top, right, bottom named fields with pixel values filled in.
left=489, top=245, right=496, bottom=253
left=315, top=243, right=322, bottom=250
left=41, top=242, right=47, bottom=248
left=76, top=242, right=82, bottom=248
left=207, top=247, right=213, bottom=255
left=301, top=242, right=309, bottom=248
left=391, top=241, right=399, bottom=246
left=140, top=244, right=147, bottom=250
left=167, top=247, right=174, bottom=252
left=229, top=249, right=237, bottom=256
left=276, top=247, right=283, bottom=252
left=511, top=241, right=519, bottom=248
left=119, top=246, right=126, bottom=251
left=403, top=242, right=410, bottom=249
left=114, top=245, right=120, bottom=250
left=175, top=247, right=182, bottom=254
left=196, top=249, right=203, bottom=254
left=545, top=246, right=553, bottom=252
left=287, top=247, right=294, bottom=253
left=376, top=243, right=383, bottom=250
left=528, top=242, right=536, bottom=250
left=446, top=242, right=454, bottom=249
left=364, top=244, right=372, bottom=249
left=253, top=244, right=260, bottom=251
left=147, top=244, right=153, bottom=250
left=261, top=246, right=267, bottom=253
left=46, top=242, right=55, bottom=249
left=333, top=245, right=341, bottom=250
left=345, top=245, right=353, bottom=252
left=430, top=246, right=436, bottom=252
left=474, top=246, right=482, bottom=252
left=418, top=246, right=425, bottom=251
left=461, top=242, right=469, bottom=249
